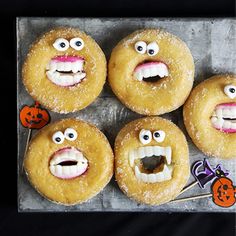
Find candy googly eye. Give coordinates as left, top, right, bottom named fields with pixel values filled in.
left=70, top=37, right=84, bottom=51
left=224, top=85, right=236, bottom=99
left=135, top=41, right=147, bottom=54
left=52, top=131, right=65, bottom=144
left=64, top=128, right=78, bottom=141
left=53, top=38, right=70, bottom=51
left=139, top=129, right=152, bottom=145
left=147, top=42, right=159, bottom=56
left=153, top=130, right=166, bottom=142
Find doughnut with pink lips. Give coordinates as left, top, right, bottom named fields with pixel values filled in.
left=24, top=118, right=114, bottom=205
left=108, top=29, right=194, bottom=115
left=22, top=28, right=106, bottom=113
left=184, top=74, right=236, bottom=159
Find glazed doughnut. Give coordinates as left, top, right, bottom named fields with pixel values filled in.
left=108, top=29, right=194, bottom=115
left=114, top=116, right=189, bottom=205
left=183, top=74, right=236, bottom=159
left=24, top=118, right=114, bottom=205
left=22, top=28, right=106, bottom=113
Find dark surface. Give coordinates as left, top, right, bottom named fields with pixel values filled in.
left=0, top=0, right=235, bottom=235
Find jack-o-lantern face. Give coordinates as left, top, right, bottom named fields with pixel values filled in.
left=20, top=102, right=50, bottom=129
left=212, top=177, right=236, bottom=208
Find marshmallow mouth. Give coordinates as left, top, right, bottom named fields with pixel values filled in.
left=49, top=147, right=88, bottom=179
left=211, top=103, right=236, bottom=133
left=46, top=56, right=86, bottom=87
left=129, top=146, right=173, bottom=183
left=133, top=61, right=169, bottom=82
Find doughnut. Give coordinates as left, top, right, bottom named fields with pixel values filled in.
left=24, top=118, right=114, bottom=205
left=22, top=28, right=106, bottom=113
left=114, top=116, right=189, bottom=205
left=183, top=74, right=236, bottom=159
left=108, top=29, right=194, bottom=115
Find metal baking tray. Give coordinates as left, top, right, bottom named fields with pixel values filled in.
left=17, top=17, right=236, bottom=212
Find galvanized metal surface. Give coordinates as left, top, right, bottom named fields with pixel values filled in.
left=17, top=17, right=236, bottom=212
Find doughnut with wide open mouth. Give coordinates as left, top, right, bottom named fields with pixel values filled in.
left=108, top=29, right=194, bottom=115
left=24, top=118, right=114, bottom=205
left=184, top=74, right=236, bottom=159
left=129, top=146, right=172, bottom=183
left=114, top=116, right=189, bottom=205
left=22, top=28, right=107, bottom=113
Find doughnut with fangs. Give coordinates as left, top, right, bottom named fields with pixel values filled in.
left=183, top=74, right=236, bottom=159
left=22, top=28, right=106, bottom=113
left=108, top=29, right=195, bottom=115
left=114, top=116, right=190, bottom=205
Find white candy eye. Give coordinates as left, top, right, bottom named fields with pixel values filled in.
left=52, top=131, right=65, bottom=144
left=70, top=37, right=84, bottom=51
left=224, top=85, right=236, bottom=99
left=135, top=41, right=147, bottom=54
left=139, top=129, right=152, bottom=145
left=153, top=130, right=165, bottom=142
left=147, top=42, right=159, bottom=56
left=53, top=38, right=69, bottom=51
left=64, top=128, right=78, bottom=141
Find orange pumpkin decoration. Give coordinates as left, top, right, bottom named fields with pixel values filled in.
left=20, top=102, right=50, bottom=129
left=212, top=177, right=236, bottom=208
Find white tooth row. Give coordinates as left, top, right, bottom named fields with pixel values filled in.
left=134, top=64, right=169, bottom=81
left=49, top=163, right=87, bottom=177
left=135, top=164, right=172, bottom=183
left=129, top=146, right=171, bottom=167
left=46, top=71, right=86, bottom=86
left=213, top=107, right=236, bottom=119
left=47, top=60, right=84, bottom=73
left=211, top=117, right=236, bottom=130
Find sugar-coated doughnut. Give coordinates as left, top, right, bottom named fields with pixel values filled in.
left=24, top=118, right=114, bottom=205
left=22, top=28, right=106, bottom=113
left=108, top=29, right=194, bottom=115
left=184, top=74, right=236, bottom=159
left=114, top=116, right=189, bottom=205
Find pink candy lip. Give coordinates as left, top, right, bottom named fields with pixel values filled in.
left=134, top=61, right=168, bottom=72
left=51, top=147, right=76, bottom=156
left=51, top=55, right=84, bottom=62
left=216, top=128, right=236, bottom=133
left=216, top=102, right=236, bottom=108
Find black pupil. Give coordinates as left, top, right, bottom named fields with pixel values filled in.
left=55, top=137, right=61, bottom=142
left=60, top=42, right=66, bottom=48
left=76, top=41, right=82, bottom=46
left=68, top=133, right=74, bottom=138
left=149, top=49, right=154, bottom=55
left=137, top=46, right=143, bottom=51
left=143, top=135, right=149, bottom=140
left=154, top=132, right=160, bottom=137
left=37, top=113, right=42, bottom=118
left=229, top=88, right=235, bottom=93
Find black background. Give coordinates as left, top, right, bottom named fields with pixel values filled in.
left=0, top=0, right=235, bottom=235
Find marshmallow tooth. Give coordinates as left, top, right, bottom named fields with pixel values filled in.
left=162, top=164, right=171, bottom=180
left=165, top=147, right=172, bottom=165
left=129, top=150, right=135, bottom=167
left=135, top=166, right=141, bottom=180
